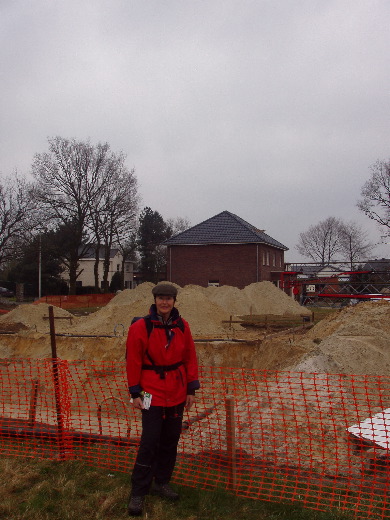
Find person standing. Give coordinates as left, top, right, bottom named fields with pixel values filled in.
left=126, top=283, right=200, bottom=516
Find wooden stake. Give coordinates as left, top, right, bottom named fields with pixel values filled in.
left=48, top=306, right=66, bottom=460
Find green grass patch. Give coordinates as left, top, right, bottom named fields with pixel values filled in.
left=2, top=453, right=387, bottom=520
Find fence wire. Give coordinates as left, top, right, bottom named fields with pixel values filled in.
left=1, top=359, right=390, bottom=518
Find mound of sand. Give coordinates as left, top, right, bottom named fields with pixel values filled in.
left=0, top=281, right=313, bottom=340
left=291, top=301, right=390, bottom=375
left=66, top=282, right=241, bottom=338
left=242, top=281, right=311, bottom=315
left=206, top=281, right=311, bottom=317
left=206, top=285, right=251, bottom=316
left=105, top=282, right=156, bottom=307
left=175, top=285, right=242, bottom=336
left=0, top=303, right=78, bottom=334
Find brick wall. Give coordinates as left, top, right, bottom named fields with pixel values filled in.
left=166, top=244, right=284, bottom=289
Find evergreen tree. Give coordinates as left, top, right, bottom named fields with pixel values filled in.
left=137, top=207, right=170, bottom=283
left=7, top=231, right=68, bottom=297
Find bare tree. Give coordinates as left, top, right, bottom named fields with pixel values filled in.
left=358, top=159, right=390, bottom=239
left=339, top=221, right=374, bottom=270
left=166, top=216, right=191, bottom=237
left=89, top=165, right=139, bottom=292
left=296, top=217, right=344, bottom=264
left=296, top=217, right=375, bottom=266
left=116, top=231, right=138, bottom=290
left=32, top=137, right=135, bottom=294
left=0, top=174, right=37, bottom=268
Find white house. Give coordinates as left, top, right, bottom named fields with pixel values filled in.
left=62, top=246, right=136, bottom=290
left=290, top=264, right=343, bottom=279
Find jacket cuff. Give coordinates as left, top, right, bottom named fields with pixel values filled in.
left=129, top=384, right=142, bottom=396
left=187, top=380, right=200, bottom=392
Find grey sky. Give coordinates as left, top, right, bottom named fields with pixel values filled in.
left=1, top=0, right=389, bottom=262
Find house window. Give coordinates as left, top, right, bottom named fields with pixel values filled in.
left=208, top=280, right=220, bottom=287
left=273, top=253, right=276, bottom=266
left=262, top=252, right=266, bottom=266
left=266, top=251, right=270, bottom=266
left=125, top=264, right=130, bottom=272
left=116, top=264, right=120, bottom=271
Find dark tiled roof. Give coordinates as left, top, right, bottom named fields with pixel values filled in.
left=289, top=265, right=320, bottom=276
left=78, top=245, right=120, bottom=259
left=290, top=264, right=340, bottom=277
left=362, top=258, right=390, bottom=271
left=164, top=211, right=288, bottom=250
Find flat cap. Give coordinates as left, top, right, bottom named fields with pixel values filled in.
left=152, top=283, right=178, bottom=298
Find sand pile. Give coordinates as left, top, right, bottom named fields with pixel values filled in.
left=67, top=283, right=158, bottom=336
left=290, top=301, right=390, bottom=375
left=0, top=303, right=77, bottom=334
left=208, top=281, right=311, bottom=317
left=65, top=282, right=240, bottom=337
left=75, top=280, right=306, bottom=337
left=0, top=281, right=312, bottom=340
left=175, top=285, right=242, bottom=336
left=206, top=285, right=251, bottom=316
left=105, top=282, right=156, bottom=307
left=243, top=281, right=311, bottom=315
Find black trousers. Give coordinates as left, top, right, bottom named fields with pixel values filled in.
left=131, top=402, right=185, bottom=497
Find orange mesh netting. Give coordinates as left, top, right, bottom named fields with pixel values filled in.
left=33, top=294, right=116, bottom=309
left=1, top=359, right=390, bottom=518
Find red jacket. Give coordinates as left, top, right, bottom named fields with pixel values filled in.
left=126, top=306, right=200, bottom=407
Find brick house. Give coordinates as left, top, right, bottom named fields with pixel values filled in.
left=164, top=210, right=288, bottom=289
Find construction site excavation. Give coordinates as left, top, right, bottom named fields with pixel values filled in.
left=1, top=281, right=389, bottom=374
left=1, top=281, right=390, bottom=518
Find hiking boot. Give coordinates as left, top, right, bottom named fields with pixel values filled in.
left=151, top=482, right=180, bottom=501
left=128, top=495, right=144, bottom=516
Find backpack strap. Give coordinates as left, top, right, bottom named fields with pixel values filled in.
left=128, top=315, right=185, bottom=367
left=130, top=315, right=154, bottom=337
left=143, top=315, right=154, bottom=337
left=142, top=315, right=185, bottom=336
left=141, top=316, right=185, bottom=378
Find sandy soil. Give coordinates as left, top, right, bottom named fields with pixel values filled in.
left=0, top=284, right=388, bottom=375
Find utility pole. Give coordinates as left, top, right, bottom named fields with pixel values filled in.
left=38, top=234, right=42, bottom=299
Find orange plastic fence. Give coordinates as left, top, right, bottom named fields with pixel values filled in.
left=1, top=360, right=390, bottom=518
left=33, top=293, right=116, bottom=309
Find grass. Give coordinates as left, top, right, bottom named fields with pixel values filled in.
left=0, top=454, right=361, bottom=520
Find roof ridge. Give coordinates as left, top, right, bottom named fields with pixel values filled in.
left=228, top=211, right=261, bottom=234
left=164, top=210, right=288, bottom=250
left=169, top=210, right=229, bottom=240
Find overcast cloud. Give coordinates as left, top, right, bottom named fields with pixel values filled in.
left=1, top=0, right=389, bottom=262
